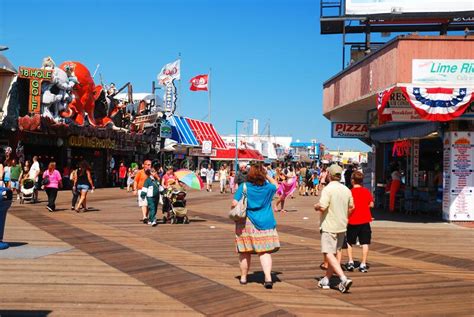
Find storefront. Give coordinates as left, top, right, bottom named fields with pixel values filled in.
left=322, top=35, right=474, bottom=222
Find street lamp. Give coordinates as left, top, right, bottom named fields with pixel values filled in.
left=235, top=120, right=244, bottom=172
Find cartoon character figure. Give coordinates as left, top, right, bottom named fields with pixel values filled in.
left=41, top=57, right=76, bottom=121
left=59, top=61, right=122, bottom=127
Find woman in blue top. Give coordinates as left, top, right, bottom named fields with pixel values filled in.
left=232, top=163, right=279, bottom=289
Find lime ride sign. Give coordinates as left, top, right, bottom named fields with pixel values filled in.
left=412, top=59, right=474, bottom=85
left=18, top=67, right=53, bottom=114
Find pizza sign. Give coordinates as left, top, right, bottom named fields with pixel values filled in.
left=331, top=122, right=369, bottom=138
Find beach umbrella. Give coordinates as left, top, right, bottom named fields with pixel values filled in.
left=174, top=169, right=204, bottom=190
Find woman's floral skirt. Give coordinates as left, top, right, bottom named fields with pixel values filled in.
left=235, top=218, right=280, bottom=254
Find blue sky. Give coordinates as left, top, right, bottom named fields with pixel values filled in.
left=0, top=0, right=369, bottom=151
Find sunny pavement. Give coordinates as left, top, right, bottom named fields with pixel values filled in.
left=0, top=187, right=473, bottom=316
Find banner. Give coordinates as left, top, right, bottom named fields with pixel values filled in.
left=190, top=74, right=209, bottom=91
left=158, top=59, right=180, bottom=85
left=378, top=86, right=474, bottom=122
left=400, top=86, right=474, bottom=122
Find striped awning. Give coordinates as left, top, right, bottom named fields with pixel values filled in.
left=186, top=118, right=227, bottom=149
left=168, top=116, right=199, bottom=146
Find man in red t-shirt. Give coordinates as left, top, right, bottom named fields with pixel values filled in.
left=119, top=162, right=127, bottom=189
left=346, top=171, right=374, bottom=273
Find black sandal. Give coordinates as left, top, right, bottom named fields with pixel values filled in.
left=264, top=281, right=273, bottom=289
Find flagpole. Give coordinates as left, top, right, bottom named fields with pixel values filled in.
left=177, top=52, right=182, bottom=116
left=208, top=68, right=212, bottom=122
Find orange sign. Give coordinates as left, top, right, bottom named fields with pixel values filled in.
left=18, top=67, right=53, bottom=113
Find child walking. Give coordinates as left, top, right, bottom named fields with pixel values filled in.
left=345, top=171, right=374, bottom=273
left=229, top=171, right=236, bottom=194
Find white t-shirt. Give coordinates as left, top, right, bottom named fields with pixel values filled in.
left=29, top=161, right=40, bottom=182
left=319, top=181, right=354, bottom=233
left=200, top=168, right=207, bottom=177
left=206, top=169, right=215, bottom=180
left=219, top=169, right=228, bottom=181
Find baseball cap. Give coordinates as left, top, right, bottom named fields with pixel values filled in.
left=328, top=164, right=343, bottom=176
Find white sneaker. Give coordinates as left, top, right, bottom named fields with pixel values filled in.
left=338, top=279, right=353, bottom=293
left=317, top=278, right=330, bottom=289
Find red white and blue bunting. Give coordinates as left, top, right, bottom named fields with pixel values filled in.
left=377, top=86, right=474, bottom=122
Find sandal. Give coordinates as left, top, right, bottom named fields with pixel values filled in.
left=264, top=281, right=273, bottom=289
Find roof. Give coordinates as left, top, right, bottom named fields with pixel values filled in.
left=168, top=116, right=199, bottom=147
left=0, top=54, right=17, bottom=74
left=186, top=118, right=227, bottom=149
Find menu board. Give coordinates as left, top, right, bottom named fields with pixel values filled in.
left=442, top=132, right=474, bottom=221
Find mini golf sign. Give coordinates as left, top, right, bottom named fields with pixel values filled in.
left=331, top=122, right=369, bottom=138
left=18, top=67, right=53, bottom=114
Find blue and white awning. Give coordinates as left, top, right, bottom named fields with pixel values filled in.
left=168, top=116, right=199, bottom=146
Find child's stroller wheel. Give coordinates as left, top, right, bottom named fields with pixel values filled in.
left=162, top=216, right=167, bottom=224
left=183, top=216, right=190, bottom=224
left=170, top=217, right=177, bottom=224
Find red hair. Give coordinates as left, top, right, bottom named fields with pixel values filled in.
left=247, top=164, right=266, bottom=186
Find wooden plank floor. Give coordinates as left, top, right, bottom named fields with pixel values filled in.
left=1, top=188, right=473, bottom=316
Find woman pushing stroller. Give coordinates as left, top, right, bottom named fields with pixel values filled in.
left=140, top=168, right=161, bottom=227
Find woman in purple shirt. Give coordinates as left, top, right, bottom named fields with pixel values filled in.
left=42, top=162, right=62, bottom=212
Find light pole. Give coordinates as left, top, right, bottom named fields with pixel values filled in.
left=235, top=120, right=244, bottom=172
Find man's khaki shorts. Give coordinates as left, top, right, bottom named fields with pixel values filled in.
left=321, top=231, right=346, bottom=254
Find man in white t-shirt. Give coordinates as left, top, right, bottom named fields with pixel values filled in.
left=200, top=166, right=208, bottom=184
left=206, top=167, right=214, bottom=192
left=29, top=156, right=41, bottom=202
left=315, top=164, right=354, bottom=293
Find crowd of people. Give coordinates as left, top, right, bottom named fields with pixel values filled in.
left=1, top=154, right=374, bottom=294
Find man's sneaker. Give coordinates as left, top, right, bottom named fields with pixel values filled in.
left=345, top=262, right=355, bottom=272
left=359, top=265, right=368, bottom=273
left=46, top=206, right=53, bottom=212
left=152, top=221, right=158, bottom=227
left=317, top=278, right=330, bottom=289
left=338, top=279, right=353, bottom=293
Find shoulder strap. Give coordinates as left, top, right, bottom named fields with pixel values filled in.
left=243, top=182, right=247, bottom=194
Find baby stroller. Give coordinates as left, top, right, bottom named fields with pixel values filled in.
left=165, top=189, right=189, bottom=224
left=20, top=179, right=35, bottom=204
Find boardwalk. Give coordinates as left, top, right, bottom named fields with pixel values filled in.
left=1, top=188, right=473, bottom=316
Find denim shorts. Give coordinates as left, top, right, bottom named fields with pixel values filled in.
left=77, top=184, right=90, bottom=192
left=10, top=180, right=19, bottom=190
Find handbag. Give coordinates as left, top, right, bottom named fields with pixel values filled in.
left=41, top=176, right=50, bottom=186
left=228, top=183, right=247, bottom=221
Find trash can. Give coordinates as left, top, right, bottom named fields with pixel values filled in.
left=0, top=187, right=13, bottom=250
